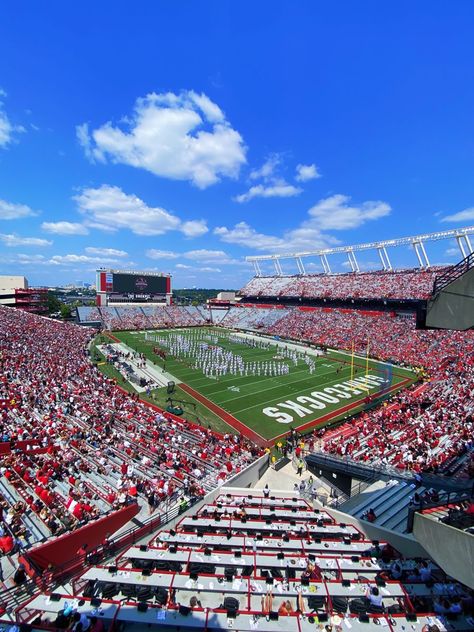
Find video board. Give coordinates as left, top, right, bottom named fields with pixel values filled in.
left=112, top=273, right=167, bottom=295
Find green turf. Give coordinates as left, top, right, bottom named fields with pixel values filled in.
left=109, top=327, right=416, bottom=441
left=91, top=334, right=236, bottom=435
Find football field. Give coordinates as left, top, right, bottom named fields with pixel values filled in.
left=111, top=327, right=416, bottom=445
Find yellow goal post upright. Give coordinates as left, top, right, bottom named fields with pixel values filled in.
left=350, top=340, right=355, bottom=382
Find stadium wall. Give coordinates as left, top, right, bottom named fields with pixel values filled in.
left=325, top=506, right=429, bottom=559
left=425, top=266, right=474, bottom=330
left=413, top=512, right=474, bottom=588
left=22, top=503, right=140, bottom=575
left=163, top=454, right=270, bottom=530
left=239, top=295, right=425, bottom=313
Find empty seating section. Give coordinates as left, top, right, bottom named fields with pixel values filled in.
left=76, top=305, right=209, bottom=329
left=342, top=481, right=427, bottom=533
left=76, top=306, right=102, bottom=323
left=209, top=307, right=228, bottom=324
left=239, top=268, right=447, bottom=301
left=0, top=306, right=263, bottom=552
left=16, top=492, right=474, bottom=630
left=222, top=306, right=291, bottom=330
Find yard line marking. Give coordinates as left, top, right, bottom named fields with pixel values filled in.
left=230, top=370, right=405, bottom=416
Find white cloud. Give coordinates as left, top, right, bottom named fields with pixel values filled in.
left=85, top=247, right=128, bottom=257
left=0, top=199, right=38, bottom=220
left=295, top=163, right=321, bottom=182
left=445, top=247, right=460, bottom=257
left=183, top=248, right=242, bottom=265
left=0, top=253, right=59, bottom=267
left=146, top=247, right=245, bottom=266
left=440, top=207, right=474, bottom=223
left=216, top=194, right=391, bottom=253
left=17, top=254, right=47, bottom=264
left=176, top=263, right=221, bottom=273
left=0, top=93, right=25, bottom=148
left=249, top=154, right=281, bottom=180
left=305, top=194, right=391, bottom=230
left=76, top=123, right=94, bottom=160
left=146, top=249, right=180, bottom=260
left=49, top=253, right=124, bottom=266
left=42, top=221, right=89, bottom=235
left=0, top=233, right=52, bottom=247
left=180, top=219, right=208, bottom=238
left=214, top=223, right=288, bottom=251
left=184, top=249, right=226, bottom=261
left=234, top=180, right=302, bottom=203
left=74, top=184, right=206, bottom=238
left=77, top=90, right=246, bottom=188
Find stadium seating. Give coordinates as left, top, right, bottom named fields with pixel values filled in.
left=14, top=492, right=474, bottom=630
left=222, top=306, right=291, bottom=330
left=77, top=305, right=209, bottom=330
left=239, top=267, right=448, bottom=301
left=218, top=306, right=474, bottom=477
left=0, top=306, right=263, bottom=552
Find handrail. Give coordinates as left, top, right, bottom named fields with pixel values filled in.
left=306, top=451, right=414, bottom=484
left=432, top=252, right=474, bottom=295
left=306, top=451, right=474, bottom=493
left=12, top=500, right=186, bottom=618
left=406, top=489, right=474, bottom=533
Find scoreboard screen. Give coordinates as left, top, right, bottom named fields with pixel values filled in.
left=112, top=273, right=167, bottom=295
left=97, top=270, right=170, bottom=302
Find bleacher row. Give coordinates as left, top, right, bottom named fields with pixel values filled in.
left=341, top=481, right=432, bottom=534
left=15, top=492, right=474, bottom=631
left=238, top=268, right=447, bottom=301
left=77, top=305, right=209, bottom=330
left=0, top=306, right=263, bottom=555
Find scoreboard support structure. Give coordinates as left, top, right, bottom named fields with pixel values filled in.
left=96, top=269, right=172, bottom=306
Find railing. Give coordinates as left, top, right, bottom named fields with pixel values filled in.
left=432, top=252, right=474, bottom=296
left=0, top=581, right=38, bottom=618
left=406, top=489, right=474, bottom=533
left=306, top=451, right=474, bottom=494
left=305, top=451, right=414, bottom=484
left=9, top=500, right=185, bottom=620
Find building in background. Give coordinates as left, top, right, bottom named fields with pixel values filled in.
left=0, top=275, right=48, bottom=314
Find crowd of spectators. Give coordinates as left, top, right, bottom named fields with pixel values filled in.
left=239, top=267, right=447, bottom=301
left=246, top=307, right=474, bottom=476
left=0, top=306, right=263, bottom=553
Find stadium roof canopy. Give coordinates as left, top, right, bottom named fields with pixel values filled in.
left=246, top=226, right=474, bottom=275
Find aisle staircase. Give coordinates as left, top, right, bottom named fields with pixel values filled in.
left=339, top=480, right=424, bottom=534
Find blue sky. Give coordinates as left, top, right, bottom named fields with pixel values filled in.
left=1, top=1, right=474, bottom=288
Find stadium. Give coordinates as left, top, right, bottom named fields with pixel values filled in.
left=0, top=226, right=473, bottom=632
left=2, top=4, right=474, bottom=630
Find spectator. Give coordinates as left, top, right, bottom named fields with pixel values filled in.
left=13, top=563, right=27, bottom=586
left=365, top=508, right=377, bottom=523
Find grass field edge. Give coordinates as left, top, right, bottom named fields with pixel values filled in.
left=179, top=382, right=270, bottom=447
